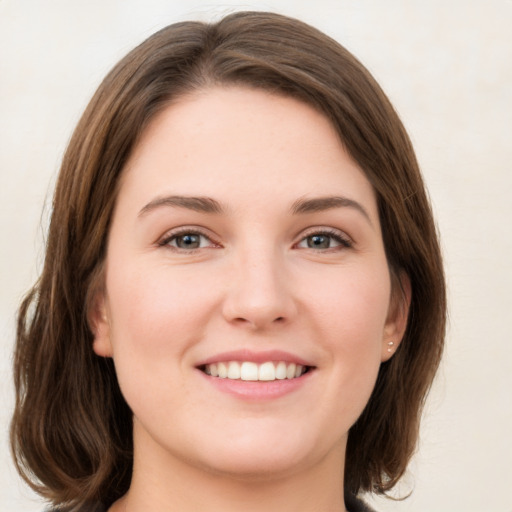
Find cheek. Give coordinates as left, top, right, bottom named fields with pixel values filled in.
left=104, top=262, right=220, bottom=400
left=275, top=262, right=391, bottom=441
left=310, top=264, right=391, bottom=344
left=107, top=264, right=213, bottom=344
left=104, top=263, right=217, bottom=416
left=308, top=264, right=390, bottom=400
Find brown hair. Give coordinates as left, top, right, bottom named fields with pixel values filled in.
left=11, top=11, right=445, bottom=509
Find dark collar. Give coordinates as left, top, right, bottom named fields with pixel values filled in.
left=345, top=493, right=378, bottom=512
left=48, top=495, right=376, bottom=512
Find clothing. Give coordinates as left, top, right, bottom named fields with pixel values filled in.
left=346, top=493, right=378, bottom=512
left=46, top=496, right=376, bottom=512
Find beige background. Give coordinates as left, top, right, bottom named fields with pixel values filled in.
left=1, top=1, right=511, bottom=510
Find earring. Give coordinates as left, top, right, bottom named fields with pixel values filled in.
left=387, top=341, right=394, bottom=353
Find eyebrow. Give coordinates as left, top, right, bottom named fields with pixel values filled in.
left=138, top=194, right=372, bottom=226
left=139, top=195, right=224, bottom=216
left=291, top=196, right=373, bottom=225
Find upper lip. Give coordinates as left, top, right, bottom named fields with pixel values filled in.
left=196, top=349, right=314, bottom=367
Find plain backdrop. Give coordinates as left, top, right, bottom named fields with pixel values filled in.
left=1, top=1, right=511, bottom=511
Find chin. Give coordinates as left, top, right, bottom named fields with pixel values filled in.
left=184, top=425, right=338, bottom=481
left=196, top=448, right=309, bottom=482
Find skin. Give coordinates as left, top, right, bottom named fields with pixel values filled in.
left=91, top=86, right=409, bottom=512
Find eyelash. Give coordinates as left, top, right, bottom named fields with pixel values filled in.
left=158, top=228, right=219, bottom=252
left=158, top=227, right=353, bottom=252
left=295, top=228, right=353, bottom=251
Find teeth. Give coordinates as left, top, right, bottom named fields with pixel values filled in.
left=228, top=361, right=241, bottom=379
left=275, top=361, right=287, bottom=380
left=203, top=361, right=307, bottom=381
left=218, top=362, right=228, bottom=378
left=241, top=362, right=259, bottom=381
left=258, top=362, right=275, bottom=381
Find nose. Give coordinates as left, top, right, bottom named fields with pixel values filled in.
left=221, top=246, right=298, bottom=330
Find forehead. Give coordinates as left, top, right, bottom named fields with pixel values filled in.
left=119, top=86, right=377, bottom=218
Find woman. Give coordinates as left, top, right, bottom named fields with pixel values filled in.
left=11, top=11, right=445, bottom=512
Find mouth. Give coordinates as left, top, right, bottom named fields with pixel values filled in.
left=198, top=361, right=312, bottom=382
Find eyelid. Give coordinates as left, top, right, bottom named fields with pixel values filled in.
left=156, top=225, right=352, bottom=251
left=295, top=226, right=353, bottom=249
left=157, top=226, right=221, bottom=250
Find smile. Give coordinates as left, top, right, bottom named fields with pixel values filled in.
left=202, top=361, right=309, bottom=381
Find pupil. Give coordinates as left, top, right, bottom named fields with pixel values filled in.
left=177, top=234, right=200, bottom=248
left=308, top=235, right=329, bottom=249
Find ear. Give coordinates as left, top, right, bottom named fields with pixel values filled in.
left=88, top=289, right=113, bottom=358
left=381, top=271, right=411, bottom=362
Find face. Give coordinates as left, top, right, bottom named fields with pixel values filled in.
left=92, top=86, right=408, bottom=480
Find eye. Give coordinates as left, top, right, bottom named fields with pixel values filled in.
left=296, top=230, right=352, bottom=250
left=159, top=229, right=217, bottom=251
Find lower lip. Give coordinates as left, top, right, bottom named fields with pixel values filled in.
left=198, top=369, right=313, bottom=400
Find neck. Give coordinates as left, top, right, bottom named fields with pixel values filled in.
left=111, top=424, right=348, bottom=512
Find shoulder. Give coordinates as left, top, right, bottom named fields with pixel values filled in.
left=346, top=493, right=379, bottom=512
